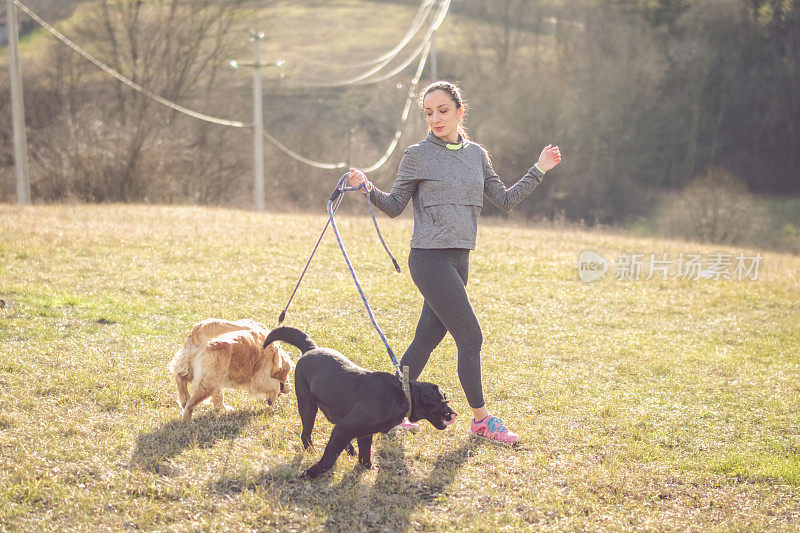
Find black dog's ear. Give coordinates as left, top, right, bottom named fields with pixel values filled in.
left=420, top=385, right=447, bottom=405
left=437, top=386, right=448, bottom=402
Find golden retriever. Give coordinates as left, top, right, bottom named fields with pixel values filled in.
left=169, top=318, right=294, bottom=422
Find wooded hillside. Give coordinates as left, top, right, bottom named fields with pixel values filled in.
left=1, top=0, right=799, bottom=233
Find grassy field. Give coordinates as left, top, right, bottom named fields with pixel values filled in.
left=1, top=204, right=799, bottom=531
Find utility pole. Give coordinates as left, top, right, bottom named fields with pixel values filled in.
left=229, top=30, right=284, bottom=212
left=6, top=0, right=30, bottom=204
left=250, top=30, right=265, bottom=212
left=429, top=0, right=439, bottom=80
left=430, top=27, right=438, bottom=80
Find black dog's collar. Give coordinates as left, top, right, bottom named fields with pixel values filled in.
left=402, top=366, right=412, bottom=419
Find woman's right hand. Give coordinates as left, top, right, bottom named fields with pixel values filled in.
left=537, top=144, right=562, bottom=172
left=348, top=168, right=371, bottom=192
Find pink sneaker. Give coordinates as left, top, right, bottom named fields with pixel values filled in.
left=394, top=418, right=419, bottom=432
left=470, top=415, right=518, bottom=446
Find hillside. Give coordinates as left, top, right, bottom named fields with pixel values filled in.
left=3, top=0, right=799, bottom=237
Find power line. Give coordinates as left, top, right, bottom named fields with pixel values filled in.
left=361, top=40, right=431, bottom=173
left=263, top=128, right=347, bottom=170
left=352, top=14, right=440, bottom=86
left=13, top=0, right=248, bottom=128
left=12, top=0, right=445, bottom=174
left=264, top=38, right=431, bottom=172
left=296, top=0, right=434, bottom=70
left=288, top=0, right=449, bottom=88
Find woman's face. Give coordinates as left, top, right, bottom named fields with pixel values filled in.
left=423, top=90, right=464, bottom=143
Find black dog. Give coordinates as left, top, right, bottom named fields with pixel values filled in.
left=263, top=326, right=457, bottom=478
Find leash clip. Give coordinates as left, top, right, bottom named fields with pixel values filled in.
left=401, top=365, right=412, bottom=419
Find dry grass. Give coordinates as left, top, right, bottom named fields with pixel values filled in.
left=1, top=204, right=799, bottom=531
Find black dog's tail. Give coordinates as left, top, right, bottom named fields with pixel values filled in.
left=263, top=326, right=318, bottom=354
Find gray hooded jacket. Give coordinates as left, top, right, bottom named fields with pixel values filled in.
left=369, top=132, right=545, bottom=249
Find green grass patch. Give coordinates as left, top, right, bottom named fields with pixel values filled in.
left=711, top=451, right=800, bottom=484
left=1, top=204, right=799, bottom=530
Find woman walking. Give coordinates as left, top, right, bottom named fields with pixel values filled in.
left=348, top=81, right=561, bottom=445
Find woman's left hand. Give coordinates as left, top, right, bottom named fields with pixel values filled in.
left=537, top=144, right=562, bottom=172
left=347, top=167, right=372, bottom=193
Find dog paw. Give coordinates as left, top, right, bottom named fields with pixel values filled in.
left=358, top=458, right=372, bottom=469
left=301, top=465, right=324, bottom=479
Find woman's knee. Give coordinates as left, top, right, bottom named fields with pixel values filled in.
left=455, top=326, right=482, bottom=356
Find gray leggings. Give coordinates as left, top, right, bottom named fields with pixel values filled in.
left=400, top=247, right=484, bottom=409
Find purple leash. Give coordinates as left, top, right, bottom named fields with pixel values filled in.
left=277, top=173, right=400, bottom=327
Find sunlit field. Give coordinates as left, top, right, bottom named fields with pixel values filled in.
left=1, top=204, right=799, bottom=531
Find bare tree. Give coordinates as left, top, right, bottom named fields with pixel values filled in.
left=59, top=0, right=249, bottom=201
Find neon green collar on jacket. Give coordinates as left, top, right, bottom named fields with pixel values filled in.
left=426, top=131, right=465, bottom=150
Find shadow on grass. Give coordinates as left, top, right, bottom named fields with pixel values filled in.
left=131, top=409, right=258, bottom=475
left=358, top=435, right=480, bottom=530
left=210, top=432, right=480, bottom=530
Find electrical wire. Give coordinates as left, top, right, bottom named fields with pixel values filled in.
left=352, top=13, right=440, bottom=86
left=288, top=0, right=449, bottom=88
left=263, top=128, right=347, bottom=170
left=360, top=39, right=430, bottom=172
left=297, top=0, right=434, bottom=69
left=13, top=0, right=443, bottom=173
left=264, top=38, right=431, bottom=172
left=13, top=0, right=248, bottom=129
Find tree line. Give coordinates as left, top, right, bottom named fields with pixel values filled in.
left=449, top=0, right=799, bottom=225
left=1, top=0, right=798, bottom=232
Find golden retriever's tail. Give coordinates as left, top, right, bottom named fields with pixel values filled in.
left=263, top=326, right=317, bottom=354
left=168, top=344, right=193, bottom=379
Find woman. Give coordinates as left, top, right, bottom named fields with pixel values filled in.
left=348, top=81, right=561, bottom=445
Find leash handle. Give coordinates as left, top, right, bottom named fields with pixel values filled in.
left=331, top=174, right=401, bottom=272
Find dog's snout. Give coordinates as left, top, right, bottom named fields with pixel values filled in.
left=442, top=411, right=457, bottom=426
